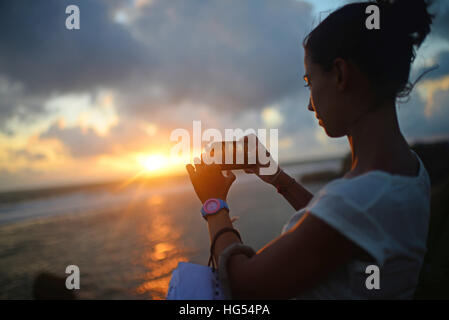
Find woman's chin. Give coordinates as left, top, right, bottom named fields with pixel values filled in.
left=323, top=126, right=345, bottom=138
left=318, top=120, right=340, bottom=138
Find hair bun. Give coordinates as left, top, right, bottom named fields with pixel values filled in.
left=376, top=0, right=434, bottom=47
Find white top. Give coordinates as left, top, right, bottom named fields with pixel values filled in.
left=282, top=152, right=431, bottom=299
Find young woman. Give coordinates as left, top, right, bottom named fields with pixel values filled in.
left=185, top=0, right=434, bottom=299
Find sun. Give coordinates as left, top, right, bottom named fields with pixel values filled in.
left=139, top=154, right=166, bottom=172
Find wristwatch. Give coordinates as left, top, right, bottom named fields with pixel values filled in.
left=201, top=198, right=229, bottom=220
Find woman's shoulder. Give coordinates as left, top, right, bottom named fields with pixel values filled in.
left=312, top=153, right=430, bottom=213
left=317, top=173, right=389, bottom=207
left=324, top=151, right=429, bottom=195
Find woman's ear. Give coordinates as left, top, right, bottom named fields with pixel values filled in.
left=333, top=58, right=348, bottom=91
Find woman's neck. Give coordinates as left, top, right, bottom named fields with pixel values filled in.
left=346, top=101, right=416, bottom=177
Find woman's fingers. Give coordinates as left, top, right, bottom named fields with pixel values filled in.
left=186, top=164, right=195, bottom=175
left=190, top=154, right=235, bottom=188
left=193, top=157, right=205, bottom=175
left=201, top=153, right=216, bottom=175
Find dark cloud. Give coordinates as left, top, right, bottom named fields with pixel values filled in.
left=0, top=0, right=152, bottom=129
left=2, top=0, right=448, bottom=165
left=413, top=51, right=449, bottom=81
left=0, top=75, right=52, bottom=129
left=121, top=0, right=313, bottom=114
left=399, top=90, right=449, bottom=140
left=430, top=0, right=449, bottom=40
left=410, top=1, right=449, bottom=81
left=0, top=0, right=314, bottom=130
left=0, top=0, right=150, bottom=94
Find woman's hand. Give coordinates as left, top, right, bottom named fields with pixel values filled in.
left=186, top=156, right=236, bottom=204
left=239, top=134, right=280, bottom=185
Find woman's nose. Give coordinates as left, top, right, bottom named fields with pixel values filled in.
left=307, top=98, right=314, bottom=111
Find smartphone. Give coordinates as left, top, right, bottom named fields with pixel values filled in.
left=203, top=137, right=270, bottom=170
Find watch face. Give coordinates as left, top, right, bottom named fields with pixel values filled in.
left=204, top=199, right=220, bottom=214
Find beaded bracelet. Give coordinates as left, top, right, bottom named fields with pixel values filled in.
left=218, top=243, right=256, bottom=299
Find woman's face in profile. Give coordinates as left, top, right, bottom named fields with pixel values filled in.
left=303, top=52, right=355, bottom=138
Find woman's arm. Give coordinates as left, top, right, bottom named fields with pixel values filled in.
left=269, top=169, right=314, bottom=211
left=186, top=161, right=363, bottom=299
left=206, top=208, right=241, bottom=265
left=185, top=161, right=242, bottom=265
left=205, top=206, right=364, bottom=299
left=223, top=212, right=363, bottom=299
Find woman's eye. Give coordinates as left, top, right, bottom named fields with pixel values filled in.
left=303, top=75, right=311, bottom=89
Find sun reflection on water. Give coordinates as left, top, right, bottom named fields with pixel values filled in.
left=135, top=194, right=188, bottom=299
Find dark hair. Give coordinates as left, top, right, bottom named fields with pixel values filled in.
left=303, top=0, right=434, bottom=102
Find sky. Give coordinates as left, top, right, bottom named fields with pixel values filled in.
left=0, top=0, right=448, bottom=191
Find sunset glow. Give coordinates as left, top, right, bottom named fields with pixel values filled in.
left=0, top=0, right=448, bottom=193
left=139, top=154, right=167, bottom=172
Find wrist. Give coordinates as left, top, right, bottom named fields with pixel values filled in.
left=205, top=208, right=230, bottom=222
left=267, top=167, right=283, bottom=185
left=201, top=198, right=229, bottom=221
left=201, top=196, right=227, bottom=204
left=274, top=172, right=296, bottom=193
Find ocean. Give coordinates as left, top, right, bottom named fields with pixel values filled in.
left=0, top=159, right=341, bottom=299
